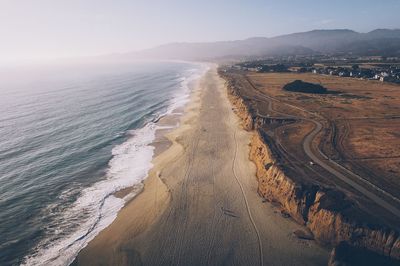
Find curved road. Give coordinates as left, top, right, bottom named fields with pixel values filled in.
left=244, top=75, right=400, bottom=219
left=303, top=120, right=400, bottom=218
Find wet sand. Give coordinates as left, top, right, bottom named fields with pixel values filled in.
left=74, top=66, right=329, bottom=265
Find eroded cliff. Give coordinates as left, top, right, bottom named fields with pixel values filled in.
left=223, top=73, right=400, bottom=262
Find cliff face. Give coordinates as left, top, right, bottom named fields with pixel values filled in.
left=328, top=241, right=400, bottom=266
left=250, top=133, right=316, bottom=225
left=224, top=75, right=400, bottom=261
left=227, top=88, right=254, bottom=131
left=307, top=193, right=400, bottom=258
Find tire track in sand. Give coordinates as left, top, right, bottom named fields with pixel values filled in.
left=232, top=129, right=264, bottom=266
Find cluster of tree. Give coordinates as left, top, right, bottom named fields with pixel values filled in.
left=283, top=80, right=328, bottom=94
left=259, top=64, right=289, bottom=72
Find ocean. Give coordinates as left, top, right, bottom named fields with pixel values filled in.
left=0, top=61, right=207, bottom=265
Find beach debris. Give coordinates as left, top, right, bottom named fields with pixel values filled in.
left=280, top=210, right=291, bottom=218
left=293, top=229, right=315, bottom=240
left=221, top=206, right=239, bottom=218
left=264, top=162, right=273, bottom=170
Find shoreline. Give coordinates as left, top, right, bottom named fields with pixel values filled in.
left=113, top=104, right=188, bottom=201
left=18, top=62, right=209, bottom=266
left=72, top=64, right=207, bottom=265
left=114, top=66, right=206, bottom=202
left=74, top=65, right=329, bottom=265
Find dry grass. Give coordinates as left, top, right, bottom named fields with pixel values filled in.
left=248, top=72, right=400, bottom=197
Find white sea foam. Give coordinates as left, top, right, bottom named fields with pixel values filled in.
left=22, top=62, right=209, bottom=266
left=166, top=63, right=209, bottom=115
left=22, top=123, right=156, bottom=266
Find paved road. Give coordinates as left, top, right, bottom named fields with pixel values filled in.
left=244, top=75, right=400, bottom=219
left=303, top=121, right=400, bottom=218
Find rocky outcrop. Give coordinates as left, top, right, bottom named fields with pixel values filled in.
left=223, top=72, right=400, bottom=261
left=307, top=192, right=400, bottom=258
left=227, top=86, right=254, bottom=130
left=328, top=241, right=400, bottom=266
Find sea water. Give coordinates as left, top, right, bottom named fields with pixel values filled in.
left=0, top=60, right=208, bottom=265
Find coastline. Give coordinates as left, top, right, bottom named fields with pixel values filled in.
left=113, top=110, right=183, bottom=201
left=74, top=65, right=329, bottom=265
left=72, top=64, right=207, bottom=265
left=20, top=62, right=209, bottom=266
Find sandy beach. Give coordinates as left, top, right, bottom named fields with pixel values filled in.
left=73, top=66, right=329, bottom=265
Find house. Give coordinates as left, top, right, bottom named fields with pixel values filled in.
left=338, top=70, right=350, bottom=77
left=380, top=72, right=389, bottom=77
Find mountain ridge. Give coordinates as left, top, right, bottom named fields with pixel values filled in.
left=129, top=29, right=400, bottom=60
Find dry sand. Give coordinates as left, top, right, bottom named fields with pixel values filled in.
left=74, top=66, right=329, bottom=266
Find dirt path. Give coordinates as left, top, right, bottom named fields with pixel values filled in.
left=74, top=67, right=328, bottom=266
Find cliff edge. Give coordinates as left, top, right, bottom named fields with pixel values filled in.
left=221, top=70, right=400, bottom=263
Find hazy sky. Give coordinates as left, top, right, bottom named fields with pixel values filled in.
left=1, top=0, right=399, bottom=64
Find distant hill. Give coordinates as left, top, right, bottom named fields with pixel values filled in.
left=128, top=29, right=400, bottom=61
